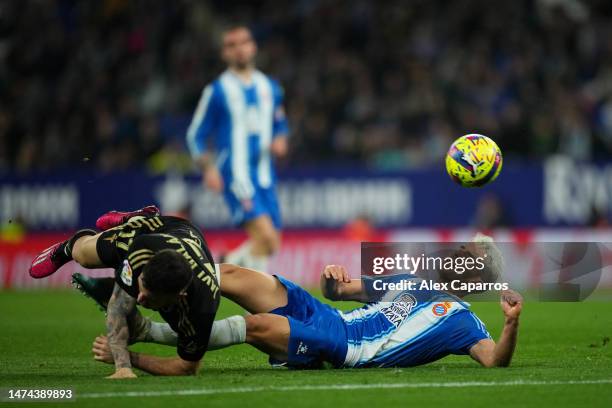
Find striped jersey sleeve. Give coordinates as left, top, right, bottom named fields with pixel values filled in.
left=445, top=311, right=491, bottom=354
left=186, top=82, right=222, bottom=159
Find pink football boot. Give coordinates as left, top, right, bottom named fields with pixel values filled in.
left=29, top=242, right=70, bottom=279
left=95, top=205, right=160, bottom=231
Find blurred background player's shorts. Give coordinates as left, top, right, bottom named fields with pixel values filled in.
left=224, top=186, right=282, bottom=228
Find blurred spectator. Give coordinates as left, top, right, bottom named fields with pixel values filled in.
left=343, top=215, right=376, bottom=242
left=472, top=193, right=511, bottom=229
left=1, top=0, right=612, bottom=174
left=0, top=216, right=26, bottom=243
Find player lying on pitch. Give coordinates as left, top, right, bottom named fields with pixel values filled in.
left=28, top=207, right=220, bottom=378
left=88, top=235, right=522, bottom=370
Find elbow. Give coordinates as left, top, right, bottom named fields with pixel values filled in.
left=326, top=292, right=342, bottom=301
left=481, top=358, right=510, bottom=368
left=182, top=367, right=198, bottom=376
left=321, top=287, right=341, bottom=301
left=481, top=360, right=497, bottom=368
left=178, top=360, right=200, bottom=376
left=320, top=280, right=343, bottom=301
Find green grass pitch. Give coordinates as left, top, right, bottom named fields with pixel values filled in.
left=1, top=289, right=611, bottom=407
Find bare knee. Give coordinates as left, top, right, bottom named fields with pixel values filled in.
left=252, top=229, right=280, bottom=255
left=246, top=217, right=280, bottom=256
left=244, top=314, right=290, bottom=360
left=244, top=314, right=271, bottom=344
left=219, top=263, right=244, bottom=293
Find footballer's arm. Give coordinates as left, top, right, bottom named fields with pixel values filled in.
left=320, top=265, right=369, bottom=302
left=469, top=290, right=522, bottom=367
left=104, top=283, right=137, bottom=379
left=196, top=153, right=224, bottom=193
left=92, top=335, right=200, bottom=376
left=128, top=353, right=200, bottom=376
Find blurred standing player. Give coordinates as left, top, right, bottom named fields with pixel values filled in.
left=187, top=25, right=289, bottom=273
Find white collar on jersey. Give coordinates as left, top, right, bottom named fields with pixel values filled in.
left=224, top=68, right=263, bottom=87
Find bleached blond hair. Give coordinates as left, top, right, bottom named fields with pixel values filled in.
left=471, top=232, right=504, bottom=283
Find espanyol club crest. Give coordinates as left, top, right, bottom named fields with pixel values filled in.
left=120, top=259, right=133, bottom=286
left=432, top=302, right=451, bottom=317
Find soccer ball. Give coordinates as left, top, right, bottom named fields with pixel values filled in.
left=445, top=134, right=502, bottom=187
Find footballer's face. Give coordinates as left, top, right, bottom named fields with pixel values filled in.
left=222, top=27, right=257, bottom=70
left=136, top=274, right=181, bottom=310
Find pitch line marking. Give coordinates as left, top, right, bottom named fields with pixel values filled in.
left=80, top=379, right=612, bottom=399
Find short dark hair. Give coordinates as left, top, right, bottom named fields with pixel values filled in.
left=217, top=23, right=253, bottom=46
left=221, top=22, right=251, bottom=35
left=141, top=250, right=192, bottom=295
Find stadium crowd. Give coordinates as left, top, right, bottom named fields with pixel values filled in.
left=1, top=0, right=611, bottom=173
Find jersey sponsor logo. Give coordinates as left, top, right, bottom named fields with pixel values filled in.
left=380, top=293, right=417, bottom=327
left=120, top=259, right=133, bottom=286
left=432, top=302, right=451, bottom=316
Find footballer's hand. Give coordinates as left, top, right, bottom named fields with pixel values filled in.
left=92, top=335, right=113, bottom=364
left=271, top=137, right=288, bottom=158
left=323, top=265, right=351, bottom=283
left=106, top=367, right=137, bottom=380
left=500, top=290, right=523, bottom=320
left=204, top=168, right=224, bottom=193
left=241, top=199, right=253, bottom=212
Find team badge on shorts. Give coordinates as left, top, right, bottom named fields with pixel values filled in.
left=296, top=341, right=309, bottom=355
left=120, top=259, right=133, bottom=286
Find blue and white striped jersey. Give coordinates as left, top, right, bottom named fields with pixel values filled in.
left=186, top=69, right=289, bottom=199
left=341, top=275, right=491, bottom=368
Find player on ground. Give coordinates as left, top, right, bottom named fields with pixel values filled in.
left=186, top=24, right=289, bottom=273
left=28, top=207, right=220, bottom=378
left=92, top=235, right=522, bottom=369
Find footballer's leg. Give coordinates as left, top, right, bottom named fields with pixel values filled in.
left=219, top=263, right=288, bottom=313
left=29, top=229, right=98, bottom=278
left=242, top=214, right=280, bottom=270
left=29, top=205, right=160, bottom=278
left=71, top=233, right=106, bottom=268
left=30, top=205, right=159, bottom=279
left=135, top=312, right=290, bottom=359
left=72, top=273, right=115, bottom=310
left=95, top=205, right=160, bottom=231
left=244, top=313, right=289, bottom=361
left=224, top=188, right=280, bottom=273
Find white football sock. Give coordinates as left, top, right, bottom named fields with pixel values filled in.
left=225, top=240, right=270, bottom=273
left=146, top=321, right=178, bottom=346
left=225, top=241, right=252, bottom=265
left=242, top=252, right=269, bottom=273
left=144, top=316, right=246, bottom=350
left=208, top=315, right=246, bottom=350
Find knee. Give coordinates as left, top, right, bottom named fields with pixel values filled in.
left=219, top=263, right=240, bottom=293
left=254, top=230, right=280, bottom=255
left=244, top=314, right=271, bottom=344
left=71, top=240, right=86, bottom=265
